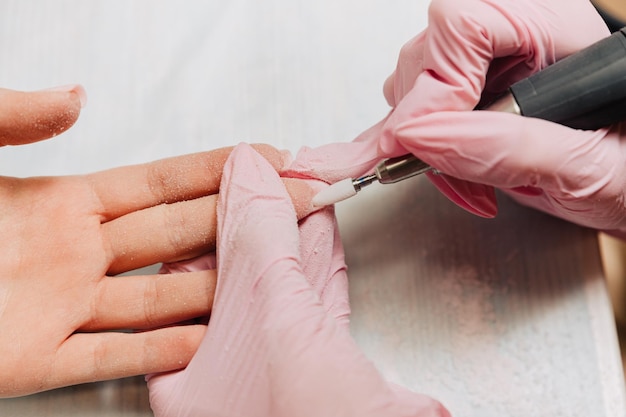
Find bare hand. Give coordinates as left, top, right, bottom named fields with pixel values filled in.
left=0, top=86, right=315, bottom=397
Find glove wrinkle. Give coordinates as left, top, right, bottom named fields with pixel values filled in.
left=148, top=143, right=449, bottom=416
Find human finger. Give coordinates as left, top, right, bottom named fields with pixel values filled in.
left=103, top=178, right=317, bottom=274
left=0, top=85, right=86, bottom=146
left=148, top=143, right=452, bottom=417
left=424, top=173, right=497, bottom=218
left=377, top=0, right=609, bottom=217
left=388, top=0, right=606, bottom=118
left=103, top=194, right=217, bottom=275
left=395, top=110, right=626, bottom=228
left=81, top=270, right=216, bottom=331
left=146, top=144, right=324, bottom=415
left=282, top=177, right=320, bottom=218
left=44, top=326, right=206, bottom=395
left=396, top=111, right=603, bottom=188
left=284, top=119, right=389, bottom=184
left=298, top=207, right=350, bottom=328
left=89, top=143, right=288, bottom=222
left=216, top=144, right=300, bottom=270
left=374, top=0, right=537, bottom=210
left=382, top=32, right=425, bottom=108
left=379, top=1, right=552, bottom=154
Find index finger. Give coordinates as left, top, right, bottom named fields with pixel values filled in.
left=378, top=0, right=537, bottom=155
left=406, top=0, right=533, bottom=112
left=88, top=143, right=287, bottom=221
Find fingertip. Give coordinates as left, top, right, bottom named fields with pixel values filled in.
left=282, top=177, right=323, bottom=220
left=44, top=84, right=88, bottom=108
left=162, top=325, right=207, bottom=366
left=250, top=143, right=291, bottom=172
left=51, top=326, right=207, bottom=392
left=427, top=172, right=498, bottom=218
left=140, top=325, right=207, bottom=375
left=0, top=85, right=87, bottom=146
left=383, top=71, right=396, bottom=107
left=73, top=84, right=88, bottom=108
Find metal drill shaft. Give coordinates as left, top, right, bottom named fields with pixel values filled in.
left=352, top=173, right=378, bottom=191
left=376, top=155, right=432, bottom=184
left=349, top=92, right=521, bottom=194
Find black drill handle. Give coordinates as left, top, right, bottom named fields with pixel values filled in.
left=510, top=27, right=626, bottom=130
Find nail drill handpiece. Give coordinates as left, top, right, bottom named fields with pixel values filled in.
left=313, top=27, right=626, bottom=207
left=353, top=154, right=432, bottom=190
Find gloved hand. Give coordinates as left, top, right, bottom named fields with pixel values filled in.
left=291, top=0, right=626, bottom=238
left=147, top=143, right=450, bottom=417
left=380, top=0, right=626, bottom=233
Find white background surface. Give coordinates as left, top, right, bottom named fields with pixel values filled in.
left=0, top=0, right=426, bottom=176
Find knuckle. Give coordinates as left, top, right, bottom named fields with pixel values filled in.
left=146, top=162, right=177, bottom=204
left=89, top=337, right=112, bottom=379
left=142, top=278, right=162, bottom=328
left=163, top=202, right=188, bottom=251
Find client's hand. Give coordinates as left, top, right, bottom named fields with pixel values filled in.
left=147, top=144, right=449, bottom=417
left=0, top=87, right=316, bottom=397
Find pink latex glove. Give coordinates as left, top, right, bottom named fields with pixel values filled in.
left=291, top=0, right=626, bottom=237
left=147, top=143, right=449, bottom=417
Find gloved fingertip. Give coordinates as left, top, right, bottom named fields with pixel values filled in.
left=428, top=172, right=498, bottom=218
left=383, top=72, right=396, bottom=107
left=467, top=192, right=498, bottom=218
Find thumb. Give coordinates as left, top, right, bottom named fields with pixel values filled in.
left=0, top=85, right=86, bottom=146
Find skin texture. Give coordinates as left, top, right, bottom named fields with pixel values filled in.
left=289, top=0, right=626, bottom=238
left=148, top=144, right=450, bottom=417
left=0, top=86, right=316, bottom=397
left=0, top=86, right=87, bottom=145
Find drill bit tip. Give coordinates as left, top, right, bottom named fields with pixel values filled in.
left=312, top=178, right=358, bottom=207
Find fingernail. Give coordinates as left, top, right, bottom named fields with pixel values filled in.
left=42, top=84, right=88, bottom=108
left=283, top=177, right=324, bottom=220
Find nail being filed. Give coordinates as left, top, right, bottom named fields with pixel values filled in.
left=311, top=93, right=521, bottom=208
left=313, top=28, right=626, bottom=207
left=312, top=155, right=432, bottom=207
